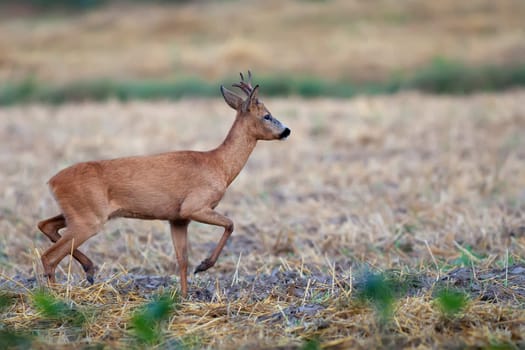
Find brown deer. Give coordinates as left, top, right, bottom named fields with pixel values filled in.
left=37, top=71, right=290, bottom=297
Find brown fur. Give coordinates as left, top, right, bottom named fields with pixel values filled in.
left=37, top=72, right=290, bottom=297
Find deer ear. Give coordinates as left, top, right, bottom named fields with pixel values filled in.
left=221, top=85, right=243, bottom=110
left=242, top=85, right=260, bottom=113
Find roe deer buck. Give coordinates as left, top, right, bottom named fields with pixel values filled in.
left=37, top=71, right=290, bottom=297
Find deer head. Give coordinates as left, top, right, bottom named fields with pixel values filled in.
left=221, top=71, right=291, bottom=141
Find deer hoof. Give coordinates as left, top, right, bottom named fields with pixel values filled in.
left=194, top=258, right=213, bottom=274
left=43, top=273, right=54, bottom=284
left=83, top=264, right=97, bottom=284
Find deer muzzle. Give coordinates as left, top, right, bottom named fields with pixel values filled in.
left=279, top=128, right=291, bottom=139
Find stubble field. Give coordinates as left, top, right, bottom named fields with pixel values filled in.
left=1, top=0, right=525, bottom=84
left=1, top=90, right=525, bottom=348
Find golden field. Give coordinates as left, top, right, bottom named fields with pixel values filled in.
left=1, top=0, right=525, bottom=83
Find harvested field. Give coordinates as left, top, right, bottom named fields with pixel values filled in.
left=1, top=0, right=525, bottom=83
left=1, top=91, right=525, bottom=348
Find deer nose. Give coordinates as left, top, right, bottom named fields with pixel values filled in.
left=279, top=128, right=291, bottom=139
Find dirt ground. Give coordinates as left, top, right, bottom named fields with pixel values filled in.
left=1, top=91, right=525, bottom=348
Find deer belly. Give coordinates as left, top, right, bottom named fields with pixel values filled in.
left=108, top=188, right=183, bottom=220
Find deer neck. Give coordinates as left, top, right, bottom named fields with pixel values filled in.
left=212, top=117, right=257, bottom=186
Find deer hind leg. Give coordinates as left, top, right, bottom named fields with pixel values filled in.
left=41, top=214, right=104, bottom=285
left=170, top=219, right=190, bottom=297
left=187, top=208, right=234, bottom=274
left=38, top=214, right=96, bottom=284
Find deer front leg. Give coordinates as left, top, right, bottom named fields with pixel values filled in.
left=187, top=208, right=234, bottom=274
left=169, top=219, right=190, bottom=298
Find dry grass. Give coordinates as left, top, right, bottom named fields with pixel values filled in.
left=1, top=91, right=525, bottom=348
left=1, top=0, right=525, bottom=83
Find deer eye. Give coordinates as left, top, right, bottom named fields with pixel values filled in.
left=263, top=114, right=272, bottom=121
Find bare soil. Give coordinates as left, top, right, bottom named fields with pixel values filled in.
left=3, top=263, right=525, bottom=303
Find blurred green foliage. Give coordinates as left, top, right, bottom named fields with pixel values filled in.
left=435, top=288, right=469, bottom=318
left=32, top=290, right=86, bottom=326
left=356, top=272, right=398, bottom=323
left=0, top=329, right=33, bottom=349
left=130, top=292, right=179, bottom=345
left=2, top=60, right=525, bottom=105
left=399, top=58, right=525, bottom=93
left=484, top=341, right=521, bottom=350
left=301, top=338, right=321, bottom=350
left=354, top=269, right=427, bottom=325
left=2, top=0, right=191, bottom=11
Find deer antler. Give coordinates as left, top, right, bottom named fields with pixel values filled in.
left=232, top=70, right=253, bottom=96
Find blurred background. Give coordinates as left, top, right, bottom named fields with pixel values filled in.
left=1, top=0, right=525, bottom=103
